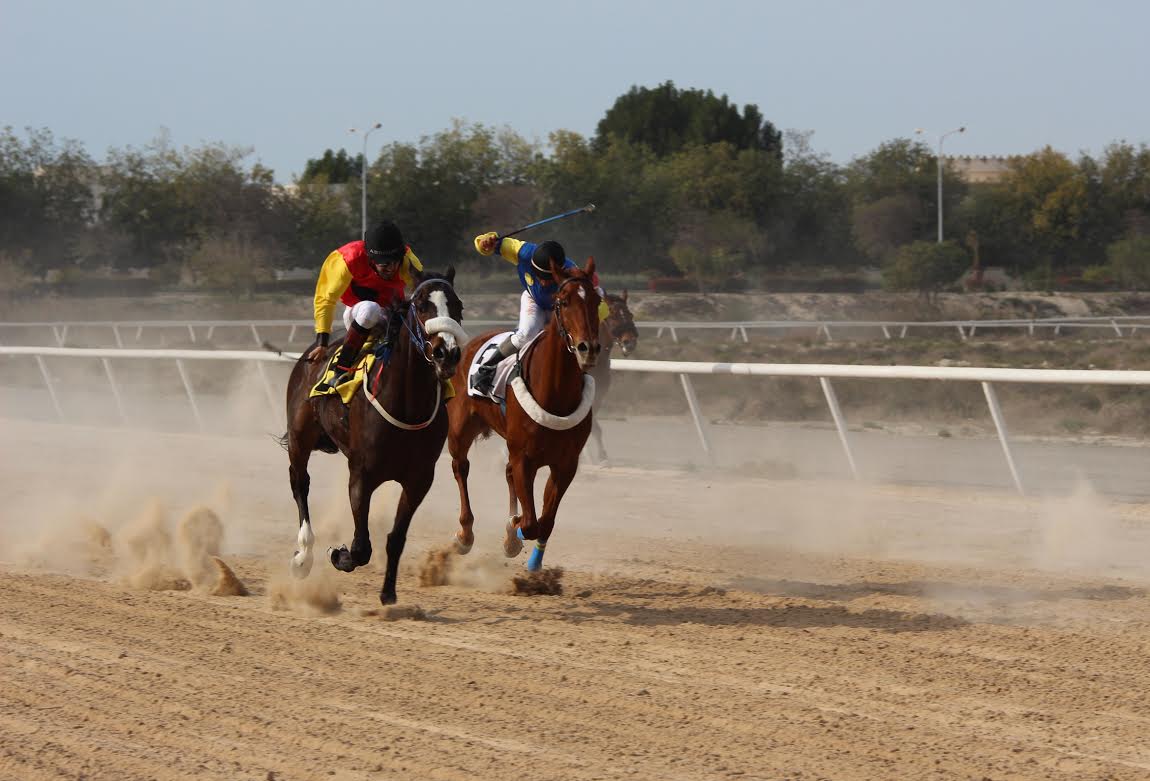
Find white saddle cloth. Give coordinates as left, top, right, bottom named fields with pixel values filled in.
left=466, top=332, right=520, bottom=402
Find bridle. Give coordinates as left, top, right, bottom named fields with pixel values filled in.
left=552, top=276, right=595, bottom=355
left=402, top=277, right=462, bottom=365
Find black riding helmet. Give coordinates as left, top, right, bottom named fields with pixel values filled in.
left=365, top=220, right=406, bottom=264
left=531, top=240, right=566, bottom=279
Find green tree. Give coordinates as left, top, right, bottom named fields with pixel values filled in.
left=361, top=121, right=537, bottom=265
left=996, top=147, right=1092, bottom=275
left=883, top=240, right=969, bottom=300
left=0, top=126, right=97, bottom=267
left=595, top=81, right=781, bottom=158
left=301, top=149, right=361, bottom=184
left=100, top=133, right=283, bottom=269
left=669, top=210, right=766, bottom=292
left=845, top=138, right=965, bottom=260
left=1105, top=235, right=1150, bottom=289
left=770, top=130, right=857, bottom=268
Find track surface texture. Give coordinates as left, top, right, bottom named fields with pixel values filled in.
left=2, top=417, right=1150, bottom=781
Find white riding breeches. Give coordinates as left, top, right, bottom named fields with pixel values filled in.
left=342, top=300, right=383, bottom=333
left=511, top=291, right=551, bottom=350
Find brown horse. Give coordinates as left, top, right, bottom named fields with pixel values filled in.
left=282, top=269, right=467, bottom=605
left=447, top=258, right=601, bottom=571
left=587, top=289, right=639, bottom=463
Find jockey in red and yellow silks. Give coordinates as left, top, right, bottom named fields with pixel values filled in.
left=306, top=220, right=422, bottom=390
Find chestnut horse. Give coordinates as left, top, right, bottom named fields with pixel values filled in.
left=282, top=269, right=467, bottom=605
left=587, top=289, right=638, bottom=463
left=447, top=258, right=601, bottom=571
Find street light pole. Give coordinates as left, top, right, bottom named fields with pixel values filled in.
left=915, top=126, right=965, bottom=242
left=349, top=122, right=382, bottom=238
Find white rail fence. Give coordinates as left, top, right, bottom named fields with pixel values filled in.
left=5, top=345, right=1150, bottom=496
left=4, top=314, right=1150, bottom=348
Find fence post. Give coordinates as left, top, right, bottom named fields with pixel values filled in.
left=1111, top=319, right=1123, bottom=337
left=739, top=326, right=749, bottom=343
left=881, top=326, right=891, bottom=340
left=900, top=325, right=909, bottom=339
left=35, top=356, right=64, bottom=421
left=678, top=374, right=712, bottom=461
left=101, top=357, right=128, bottom=423
left=112, top=325, right=125, bottom=348
left=175, top=359, right=205, bottom=432
left=288, top=325, right=298, bottom=343
left=250, top=324, right=262, bottom=347
left=819, top=377, right=860, bottom=480
left=669, top=327, right=679, bottom=344
left=981, top=381, right=1024, bottom=495
left=187, top=325, right=197, bottom=343
left=956, top=325, right=967, bottom=340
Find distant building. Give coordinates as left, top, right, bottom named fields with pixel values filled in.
left=948, top=155, right=1017, bottom=184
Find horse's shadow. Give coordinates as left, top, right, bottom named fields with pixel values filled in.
left=729, top=576, right=1144, bottom=604
left=571, top=599, right=969, bottom=633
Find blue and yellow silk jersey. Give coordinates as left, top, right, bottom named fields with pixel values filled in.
left=496, top=238, right=578, bottom=311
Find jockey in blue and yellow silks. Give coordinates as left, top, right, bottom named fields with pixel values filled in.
left=306, top=220, right=422, bottom=390
left=470, top=231, right=608, bottom=395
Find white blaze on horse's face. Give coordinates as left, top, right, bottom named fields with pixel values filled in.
left=429, top=290, right=455, bottom=351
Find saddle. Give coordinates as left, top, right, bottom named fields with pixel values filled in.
left=309, top=345, right=379, bottom=404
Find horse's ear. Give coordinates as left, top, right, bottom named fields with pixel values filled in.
left=445, top=264, right=456, bottom=284
left=621, top=288, right=628, bottom=304
left=585, top=255, right=596, bottom=277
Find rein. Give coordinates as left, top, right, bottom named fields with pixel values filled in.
left=365, top=277, right=464, bottom=429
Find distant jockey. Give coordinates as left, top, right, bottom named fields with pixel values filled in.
left=469, top=231, right=607, bottom=396
left=306, top=220, right=422, bottom=390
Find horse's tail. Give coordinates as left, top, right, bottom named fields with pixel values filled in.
left=273, top=432, right=289, bottom=452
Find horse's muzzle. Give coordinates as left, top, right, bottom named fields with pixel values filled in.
left=433, top=342, right=461, bottom=380
left=576, top=340, right=601, bottom=370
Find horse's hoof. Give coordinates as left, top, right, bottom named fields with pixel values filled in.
left=503, top=521, right=523, bottom=558
left=379, top=591, right=397, bottom=606
left=290, top=550, right=314, bottom=579
left=329, top=545, right=357, bottom=573
left=453, top=534, right=473, bottom=555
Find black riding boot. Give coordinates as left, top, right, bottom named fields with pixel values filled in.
left=320, top=321, right=371, bottom=390
left=471, top=336, right=516, bottom=395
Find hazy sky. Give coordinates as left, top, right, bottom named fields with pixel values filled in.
left=3, top=0, right=1147, bottom=181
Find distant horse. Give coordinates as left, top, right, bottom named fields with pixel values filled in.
left=282, top=269, right=466, bottom=605
left=586, top=289, right=638, bottom=463
left=447, top=258, right=601, bottom=571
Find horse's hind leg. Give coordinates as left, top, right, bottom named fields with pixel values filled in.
left=380, top=472, right=433, bottom=605
left=449, top=416, right=483, bottom=554
left=527, top=461, right=577, bottom=572
left=330, top=464, right=377, bottom=572
left=504, top=461, right=519, bottom=522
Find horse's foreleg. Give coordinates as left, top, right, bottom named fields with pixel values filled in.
left=330, top=466, right=376, bottom=572
left=449, top=424, right=477, bottom=554
left=288, top=440, right=316, bottom=578
left=504, top=454, right=537, bottom=557
left=380, top=474, right=432, bottom=605
left=528, top=461, right=577, bottom=572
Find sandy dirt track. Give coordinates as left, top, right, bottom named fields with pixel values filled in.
left=3, top=417, right=1150, bottom=781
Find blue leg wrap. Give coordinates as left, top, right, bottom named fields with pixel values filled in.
left=526, top=542, right=546, bottom=572
left=516, top=527, right=525, bottom=542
